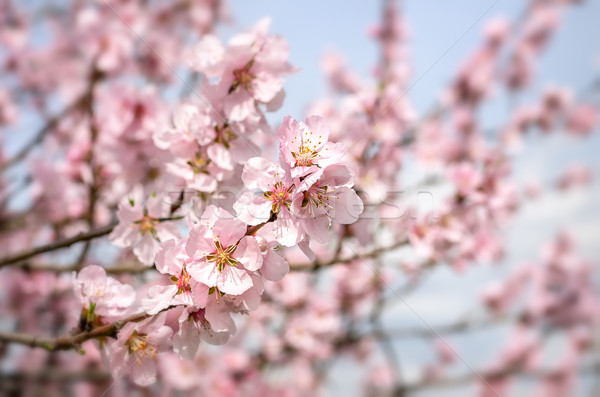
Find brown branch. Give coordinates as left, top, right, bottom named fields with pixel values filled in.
left=0, top=216, right=185, bottom=269
left=0, top=368, right=110, bottom=383
left=73, top=66, right=105, bottom=269
left=385, top=312, right=513, bottom=339
left=289, top=239, right=409, bottom=271
left=22, top=262, right=150, bottom=274
left=0, top=310, right=155, bottom=352
left=0, top=222, right=117, bottom=267
left=402, top=360, right=600, bottom=392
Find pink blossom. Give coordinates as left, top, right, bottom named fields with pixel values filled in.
left=187, top=34, right=225, bottom=78
left=365, top=364, right=396, bottom=393
left=165, top=156, right=221, bottom=193
left=107, top=313, right=173, bottom=386
left=109, top=190, right=180, bottom=266
left=73, top=265, right=135, bottom=320
left=556, top=164, right=592, bottom=191
left=141, top=239, right=208, bottom=315
left=448, top=162, right=483, bottom=197
left=173, top=307, right=233, bottom=360
left=256, top=233, right=290, bottom=282
left=292, top=164, right=364, bottom=243
left=186, top=206, right=262, bottom=295
left=154, top=103, right=215, bottom=155
left=566, top=103, right=597, bottom=137
left=234, top=157, right=299, bottom=246
left=320, top=52, right=361, bottom=93
left=278, top=115, right=346, bottom=178
left=194, top=18, right=296, bottom=122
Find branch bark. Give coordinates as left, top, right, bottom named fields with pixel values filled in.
left=0, top=222, right=117, bottom=267
left=0, top=310, right=153, bottom=351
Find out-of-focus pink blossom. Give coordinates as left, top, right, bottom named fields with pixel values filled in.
left=73, top=265, right=135, bottom=320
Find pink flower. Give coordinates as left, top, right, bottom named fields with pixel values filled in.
left=234, top=157, right=299, bottom=246
left=320, top=52, right=361, bottom=93
left=566, top=103, right=597, bottom=137
left=365, top=364, right=396, bottom=393
left=72, top=265, right=135, bottom=319
left=193, top=18, right=296, bottom=122
left=109, top=190, right=180, bottom=266
left=173, top=307, right=234, bottom=360
left=556, top=163, right=592, bottom=191
left=278, top=115, right=345, bottom=178
left=292, top=164, right=364, bottom=243
left=157, top=352, right=199, bottom=390
left=165, top=152, right=222, bottom=193
left=186, top=206, right=262, bottom=295
left=174, top=272, right=264, bottom=360
left=187, top=34, right=225, bottom=78
left=153, top=103, right=215, bottom=155
left=141, top=239, right=208, bottom=315
left=107, top=313, right=173, bottom=386
left=75, top=8, right=134, bottom=73
left=447, top=162, right=483, bottom=198
left=254, top=230, right=290, bottom=282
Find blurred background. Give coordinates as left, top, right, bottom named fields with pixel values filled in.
left=1, top=0, right=599, bottom=396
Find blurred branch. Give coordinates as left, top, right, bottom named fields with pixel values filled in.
left=0, top=222, right=117, bottom=267
left=386, top=312, right=513, bottom=339
left=370, top=273, right=403, bottom=387
left=0, top=95, right=86, bottom=173
left=403, top=359, right=600, bottom=392
left=21, top=262, right=150, bottom=274
left=0, top=215, right=184, bottom=268
left=0, top=306, right=175, bottom=352
left=73, top=65, right=105, bottom=268
left=289, top=239, right=409, bottom=272
left=0, top=368, right=110, bottom=383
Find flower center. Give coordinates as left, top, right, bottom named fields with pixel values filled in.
left=230, top=60, right=256, bottom=93
left=171, top=267, right=192, bottom=295
left=190, top=308, right=211, bottom=330
left=292, top=146, right=319, bottom=167
left=126, top=330, right=157, bottom=364
left=135, top=213, right=156, bottom=236
left=187, top=153, right=211, bottom=174
left=302, top=184, right=335, bottom=217
left=264, top=181, right=294, bottom=213
left=206, top=240, right=239, bottom=272
left=215, top=123, right=238, bottom=149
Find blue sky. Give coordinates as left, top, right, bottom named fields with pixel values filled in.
left=224, top=0, right=600, bottom=123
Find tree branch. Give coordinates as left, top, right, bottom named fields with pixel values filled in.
left=289, top=239, right=409, bottom=271
left=402, top=360, right=600, bottom=392
left=386, top=312, right=513, bottom=339
left=0, top=222, right=117, bottom=267
left=0, top=95, right=87, bottom=172
left=0, top=310, right=155, bottom=351
left=0, top=368, right=110, bottom=383
left=0, top=216, right=185, bottom=268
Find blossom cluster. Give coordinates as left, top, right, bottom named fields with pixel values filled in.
left=0, top=0, right=598, bottom=395
left=59, top=18, right=365, bottom=385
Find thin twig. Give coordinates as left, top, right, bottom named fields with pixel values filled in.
left=1, top=95, right=86, bottom=172
left=289, top=239, right=408, bottom=271
left=0, top=310, right=153, bottom=351
left=0, top=215, right=185, bottom=268
left=0, top=222, right=117, bottom=267
left=385, top=312, right=513, bottom=339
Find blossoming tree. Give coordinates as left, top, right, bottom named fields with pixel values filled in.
left=0, top=0, right=598, bottom=396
